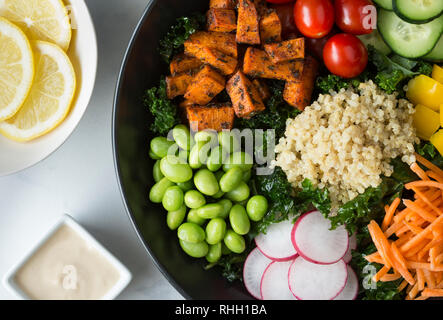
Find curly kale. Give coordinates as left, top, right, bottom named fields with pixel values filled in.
left=315, top=74, right=364, bottom=94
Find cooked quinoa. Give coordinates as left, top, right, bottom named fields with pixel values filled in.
left=274, top=80, right=419, bottom=207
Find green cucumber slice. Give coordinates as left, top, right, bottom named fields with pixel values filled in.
left=424, top=36, right=443, bottom=62
left=393, top=0, right=443, bottom=24
left=378, top=9, right=443, bottom=58
left=358, top=30, right=391, bottom=55
left=373, top=0, right=393, bottom=11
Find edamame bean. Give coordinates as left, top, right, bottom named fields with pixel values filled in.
left=205, top=218, right=227, bottom=245
left=223, top=230, right=246, bottom=254
left=217, top=199, right=233, bottom=219
left=162, top=186, right=184, bottom=212
left=167, top=205, right=187, bottom=230
left=153, top=160, right=164, bottom=182
left=187, top=209, right=206, bottom=226
left=218, top=131, right=240, bottom=154
left=179, top=239, right=209, bottom=258
left=172, top=124, right=194, bottom=151
left=149, top=177, right=174, bottom=203
left=221, top=242, right=232, bottom=255
left=211, top=189, right=225, bottom=199
left=207, top=146, right=227, bottom=172
left=177, top=222, right=206, bottom=243
left=197, top=203, right=224, bottom=219
left=149, top=149, right=161, bottom=160
left=223, top=152, right=254, bottom=172
left=229, top=204, right=250, bottom=235
left=194, top=130, right=217, bottom=144
left=150, top=137, right=175, bottom=158
left=184, top=190, right=206, bottom=209
left=225, top=182, right=250, bottom=202
left=160, top=155, right=193, bottom=183
left=219, top=167, right=243, bottom=192
left=246, top=195, right=269, bottom=222
left=194, top=169, right=220, bottom=196
left=189, top=141, right=209, bottom=169
left=176, top=148, right=189, bottom=163
left=242, top=169, right=252, bottom=183
left=206, top=242, right=222, bottom=263
left=177, top=179, right=194, bottom=192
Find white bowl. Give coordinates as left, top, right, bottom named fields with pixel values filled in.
left=2, top=214, right=132, bottom=300
left=0, top=0, right=98, bottom=176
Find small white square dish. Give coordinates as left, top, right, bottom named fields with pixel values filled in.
left=2, top=215, right=132, bottom=300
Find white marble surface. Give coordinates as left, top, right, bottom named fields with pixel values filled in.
left=0, top=0, right=183, bottom=300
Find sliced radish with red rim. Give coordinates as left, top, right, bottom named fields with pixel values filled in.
left=288, top=256, right=348, bottom=300
left=343, top=233, right=357, bottom=264
left=255, top=219, right=298, bottom=261
left=261, top=260, right=298, bottom=300
left=243, top=247, right=273, bottom=299
left=334, top=266, right=359, bottom=300
left=292, top=210, right=349, bottom=264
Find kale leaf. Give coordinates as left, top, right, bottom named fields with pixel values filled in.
left=143, top=79, right=180, bottom=135
left=416, top=141, right=443, bottom=169
left=315, top=74, right=364, bottom=94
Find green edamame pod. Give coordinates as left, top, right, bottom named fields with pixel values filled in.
left=225, top=182, right=250, bottom=202
left=150, top=137, right=175, bottom=158
left=206, top=242, right=222, bottom=263
left=179, top=239, right=208, bottom=258
left=205, top=218, right=227, bottom=245
left=229, top=204, right=250, bottom=235
left=218, top=131, right=240, bottom=154
left=223, top=152, right=254, bottom=172
left=172, top=124, right=194, bottom=151
left=246, top=195, right=269, bottom=222
left=162, top=186, right=184, bottom=212
left=177, top=179, right=194, bottom=192
left=160, top=155, right=193, bottom=183
left=177, top=222, right=206, bottom=243
left=184, top=190, right=206, bottom=209
left=207, top=146, right=227, bottom=172
left=153, top=160, right=164, bottom=182
left=217, top=199, right=233, bottom=219
left=187, top=209, right=206, bottom=225
left=197, top=203, right=224, bottom=219
left=167, top=205, right=187, bottom=230
left=220, top=167, right=243, bottom=193
left=194, top=169, right=220, bottom=196
left=224, top=229, right=246, bottom=254
left=149, top=177, right=174, bottom=203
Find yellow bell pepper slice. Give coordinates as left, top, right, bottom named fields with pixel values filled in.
left=441, top=104, right=443, bottom=127
left=407, top=75, right=443, bottom=112
left=413, top=104, right=440, bottom=141
left=432, top=65, right=443, bottom=84
left=430, top=129, right=443, bottom=157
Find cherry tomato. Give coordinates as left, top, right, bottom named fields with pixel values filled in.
left=265, top=0, right=293, bottom=3
left=335, top=0, right=375, bottom=35
left=323, top=33, right=368, bottom=78
left=294, top=0, right=334, bottom=39
left=271, top=2, right=299, bottom=38
left=305, top=28, right=338, bottom=61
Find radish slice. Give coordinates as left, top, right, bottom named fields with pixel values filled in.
left=255, top=219, right=298, bottom=261
left=243, top=247, right=273, bottom=299
left=288, top=256, right=348, bottom=300
left=334, top=266, right=359, bottom=300
left=292, top=210, right=349, bottom=264
left=260, top=260, right=298, bottom=300
left=343, top=233, right=357, bottom=264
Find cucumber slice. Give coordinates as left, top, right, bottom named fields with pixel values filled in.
left=393, top=0, right=443, bottom=24
left=358, top=30, right=391, bottom=55
left=424, top=36, right=443, bottom=62
left=378, top=9, right=443, bottom=58
left=373, top=0, right=393, bottom=11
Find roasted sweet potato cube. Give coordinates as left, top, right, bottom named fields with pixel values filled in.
left=252, top=79, right=270, bottom=101
left=243, top=47, right=303, bottom=81
left=283, top=56, right=319, bottom=111
left=166, top=73, right=194, bottom=99
left=264, top=38, right=305, bottom=63
left=260, top=10, right=282, bottom=44
left=209, top=0, right=236, bottom=9
left=193, top=47, right=238, bottom=75
left=253, top=0, right=268, bottom=17
left=170, top=54, right=202, bottom=75
left=207, top=8, right=237, bottom=33
left=226, top=71, right=266, bottom=118
left=186, top=104, right=235, bottom=132
left=236, top=0, right=261, bottom=45
left=184, top=66, right=226, bottom=105
left=185, top=31, right=238, bottom=58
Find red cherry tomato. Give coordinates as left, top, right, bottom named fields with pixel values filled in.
left=305, top=28, right=338, bottom=61
left=335, top=0, right=375, bottom=35
left=265, top=0, right=293, bottom=3
left=323, top=33, right=368, bottom=78
left=294, top=0, right=334, bottom=39
left=271, top=2, right=299, bottom=38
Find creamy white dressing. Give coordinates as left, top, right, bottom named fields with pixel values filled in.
left=14, top=225, right=120, bottom=300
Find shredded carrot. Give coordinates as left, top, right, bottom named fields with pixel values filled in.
left=415, top=153, right=443, bottom=179
left=410, top=163, right=430, bottom=181
left=421, top=288, right=443, bottom=297
left=382, top=198, right=400, bottom=231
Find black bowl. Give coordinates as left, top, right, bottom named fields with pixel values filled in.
left=112, top=0, right=251, bottom=300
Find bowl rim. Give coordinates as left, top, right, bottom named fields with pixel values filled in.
left=0, top=0, right=98, bottom=177
left=111, top=0, right=190, bottom=300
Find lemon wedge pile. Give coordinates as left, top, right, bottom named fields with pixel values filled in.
left=0, top=0, right=76, bottom=142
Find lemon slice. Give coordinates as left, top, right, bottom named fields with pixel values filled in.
left=0, top=17, right=34, bottom=121
left=0, top=0, right=72, bottom=51
left=0, top=40, right=76, bottom=142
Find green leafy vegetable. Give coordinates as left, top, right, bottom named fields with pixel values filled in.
left=416, top=141, right=443, bottom=169
left=315, top=74, right=364, bottom=94
left=143, top=79, right=180, bottom=135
